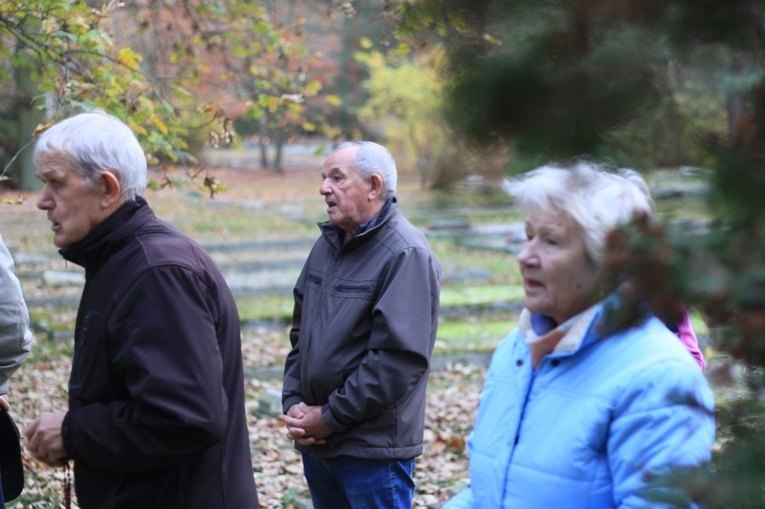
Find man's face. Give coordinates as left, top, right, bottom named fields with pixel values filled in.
left=36, top=153, right=108, bottom=248
left=319, top=146, right=376, bottom=236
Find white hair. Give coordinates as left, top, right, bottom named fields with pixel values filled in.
left=34, top=111, right=147, bottom=200
left=503, top=161, right=652, bottom=264
left=332, top=141, right=397, bottom=201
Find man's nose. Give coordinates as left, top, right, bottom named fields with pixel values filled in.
left=36, top=189, right=53, bottom=210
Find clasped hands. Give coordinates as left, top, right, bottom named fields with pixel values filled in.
left=285, top=402, right=333, bottom=446
left=24, top=411, right=69, bottom=468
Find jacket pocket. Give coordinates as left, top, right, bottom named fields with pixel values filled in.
left=333, top=284, right=372, bottom=293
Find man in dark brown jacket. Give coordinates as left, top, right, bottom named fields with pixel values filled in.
left=283, top=141, right=441, bottom=508
left=24, top=111, right=259, bottom=509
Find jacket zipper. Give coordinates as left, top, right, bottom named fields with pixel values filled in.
left=512, top=365, right=537, bottom=449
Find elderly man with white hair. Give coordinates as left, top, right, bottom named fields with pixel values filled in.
left=24, top=111, right=259, bottom=509
left=282, top=141, right=441, bottom=508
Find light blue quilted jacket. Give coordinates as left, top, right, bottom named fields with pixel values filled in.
left=445, top=297, right=715, bottom=509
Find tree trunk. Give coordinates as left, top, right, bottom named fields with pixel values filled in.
left=259, top=141, right=269, bottom=168
left=273, top=131, right=284, bottom=173
left=14, top=45, right=45, bottom=191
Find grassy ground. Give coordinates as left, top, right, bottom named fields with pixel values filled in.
left=6, top=165, right=527, bottom=355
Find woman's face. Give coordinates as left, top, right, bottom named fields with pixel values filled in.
left=517, top=209, right=600, bottom=325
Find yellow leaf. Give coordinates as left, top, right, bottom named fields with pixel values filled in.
left=0, top=197, right=24, bottom=206
left=127, top=120, right=148, bottom=136
left=302, top=121, right=317, bottom=132
left=139, top=96, right=155, bottom=110
left=359, top=36, right=373, bottom=50
left=325, top=95, right=342, bottom=106
left=305, top=80, right=322, bottom=94
left=116, top=48, right=142, bottom=71
left=33, top=122, right=53, bottom=136
left=150, top=113, right=169, bottom=136
left=260, top=96, right=281, bottom=112
left=395, top=43, right=411, bottom=55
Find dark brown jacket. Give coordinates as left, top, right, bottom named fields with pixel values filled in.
left=60, top=198, right=258, bottom=509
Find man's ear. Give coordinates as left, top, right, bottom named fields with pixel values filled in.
left=368, top=174, right=383, bottom=200
left=99, top=171, right=123, bottom=209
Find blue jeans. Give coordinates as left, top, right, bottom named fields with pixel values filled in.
left=302, top=454, right=416, bottom=509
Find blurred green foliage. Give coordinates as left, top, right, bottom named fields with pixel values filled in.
left=386, top=0, right=765, bottom=505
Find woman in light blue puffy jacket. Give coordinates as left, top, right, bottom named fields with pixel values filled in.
left=445, top=162, right=715, bottom=508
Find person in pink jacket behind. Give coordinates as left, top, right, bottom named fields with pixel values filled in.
left=672, top=306, right=706, bottom=371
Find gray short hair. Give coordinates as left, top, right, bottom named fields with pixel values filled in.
left=332, top=141, right=397, bottom=201
left=503, top=161, right=652, bottom=265
left=33, top=111, right=147, bottom=200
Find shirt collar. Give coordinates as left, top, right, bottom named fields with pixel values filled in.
left=520, top=305, right=599, bottom=369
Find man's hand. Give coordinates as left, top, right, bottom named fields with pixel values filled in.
left=284, top=402, right=332, bottom=446
left=25, top=411, right=69, bottom=467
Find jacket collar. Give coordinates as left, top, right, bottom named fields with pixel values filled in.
left=59, top=196, right=154, bottom=271
left=519, top=291, right=647, bottom=367
left=520, top=306, right=599, bottom=369
left=318, top=197, right=397, bottom=252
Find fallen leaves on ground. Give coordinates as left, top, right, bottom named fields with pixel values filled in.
left=6, top=327, right=485, bottom=508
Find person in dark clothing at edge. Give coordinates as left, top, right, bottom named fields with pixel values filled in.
left=282, top=141, right=441, bottom=508
left=23, top=111, right=260, bottom=509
